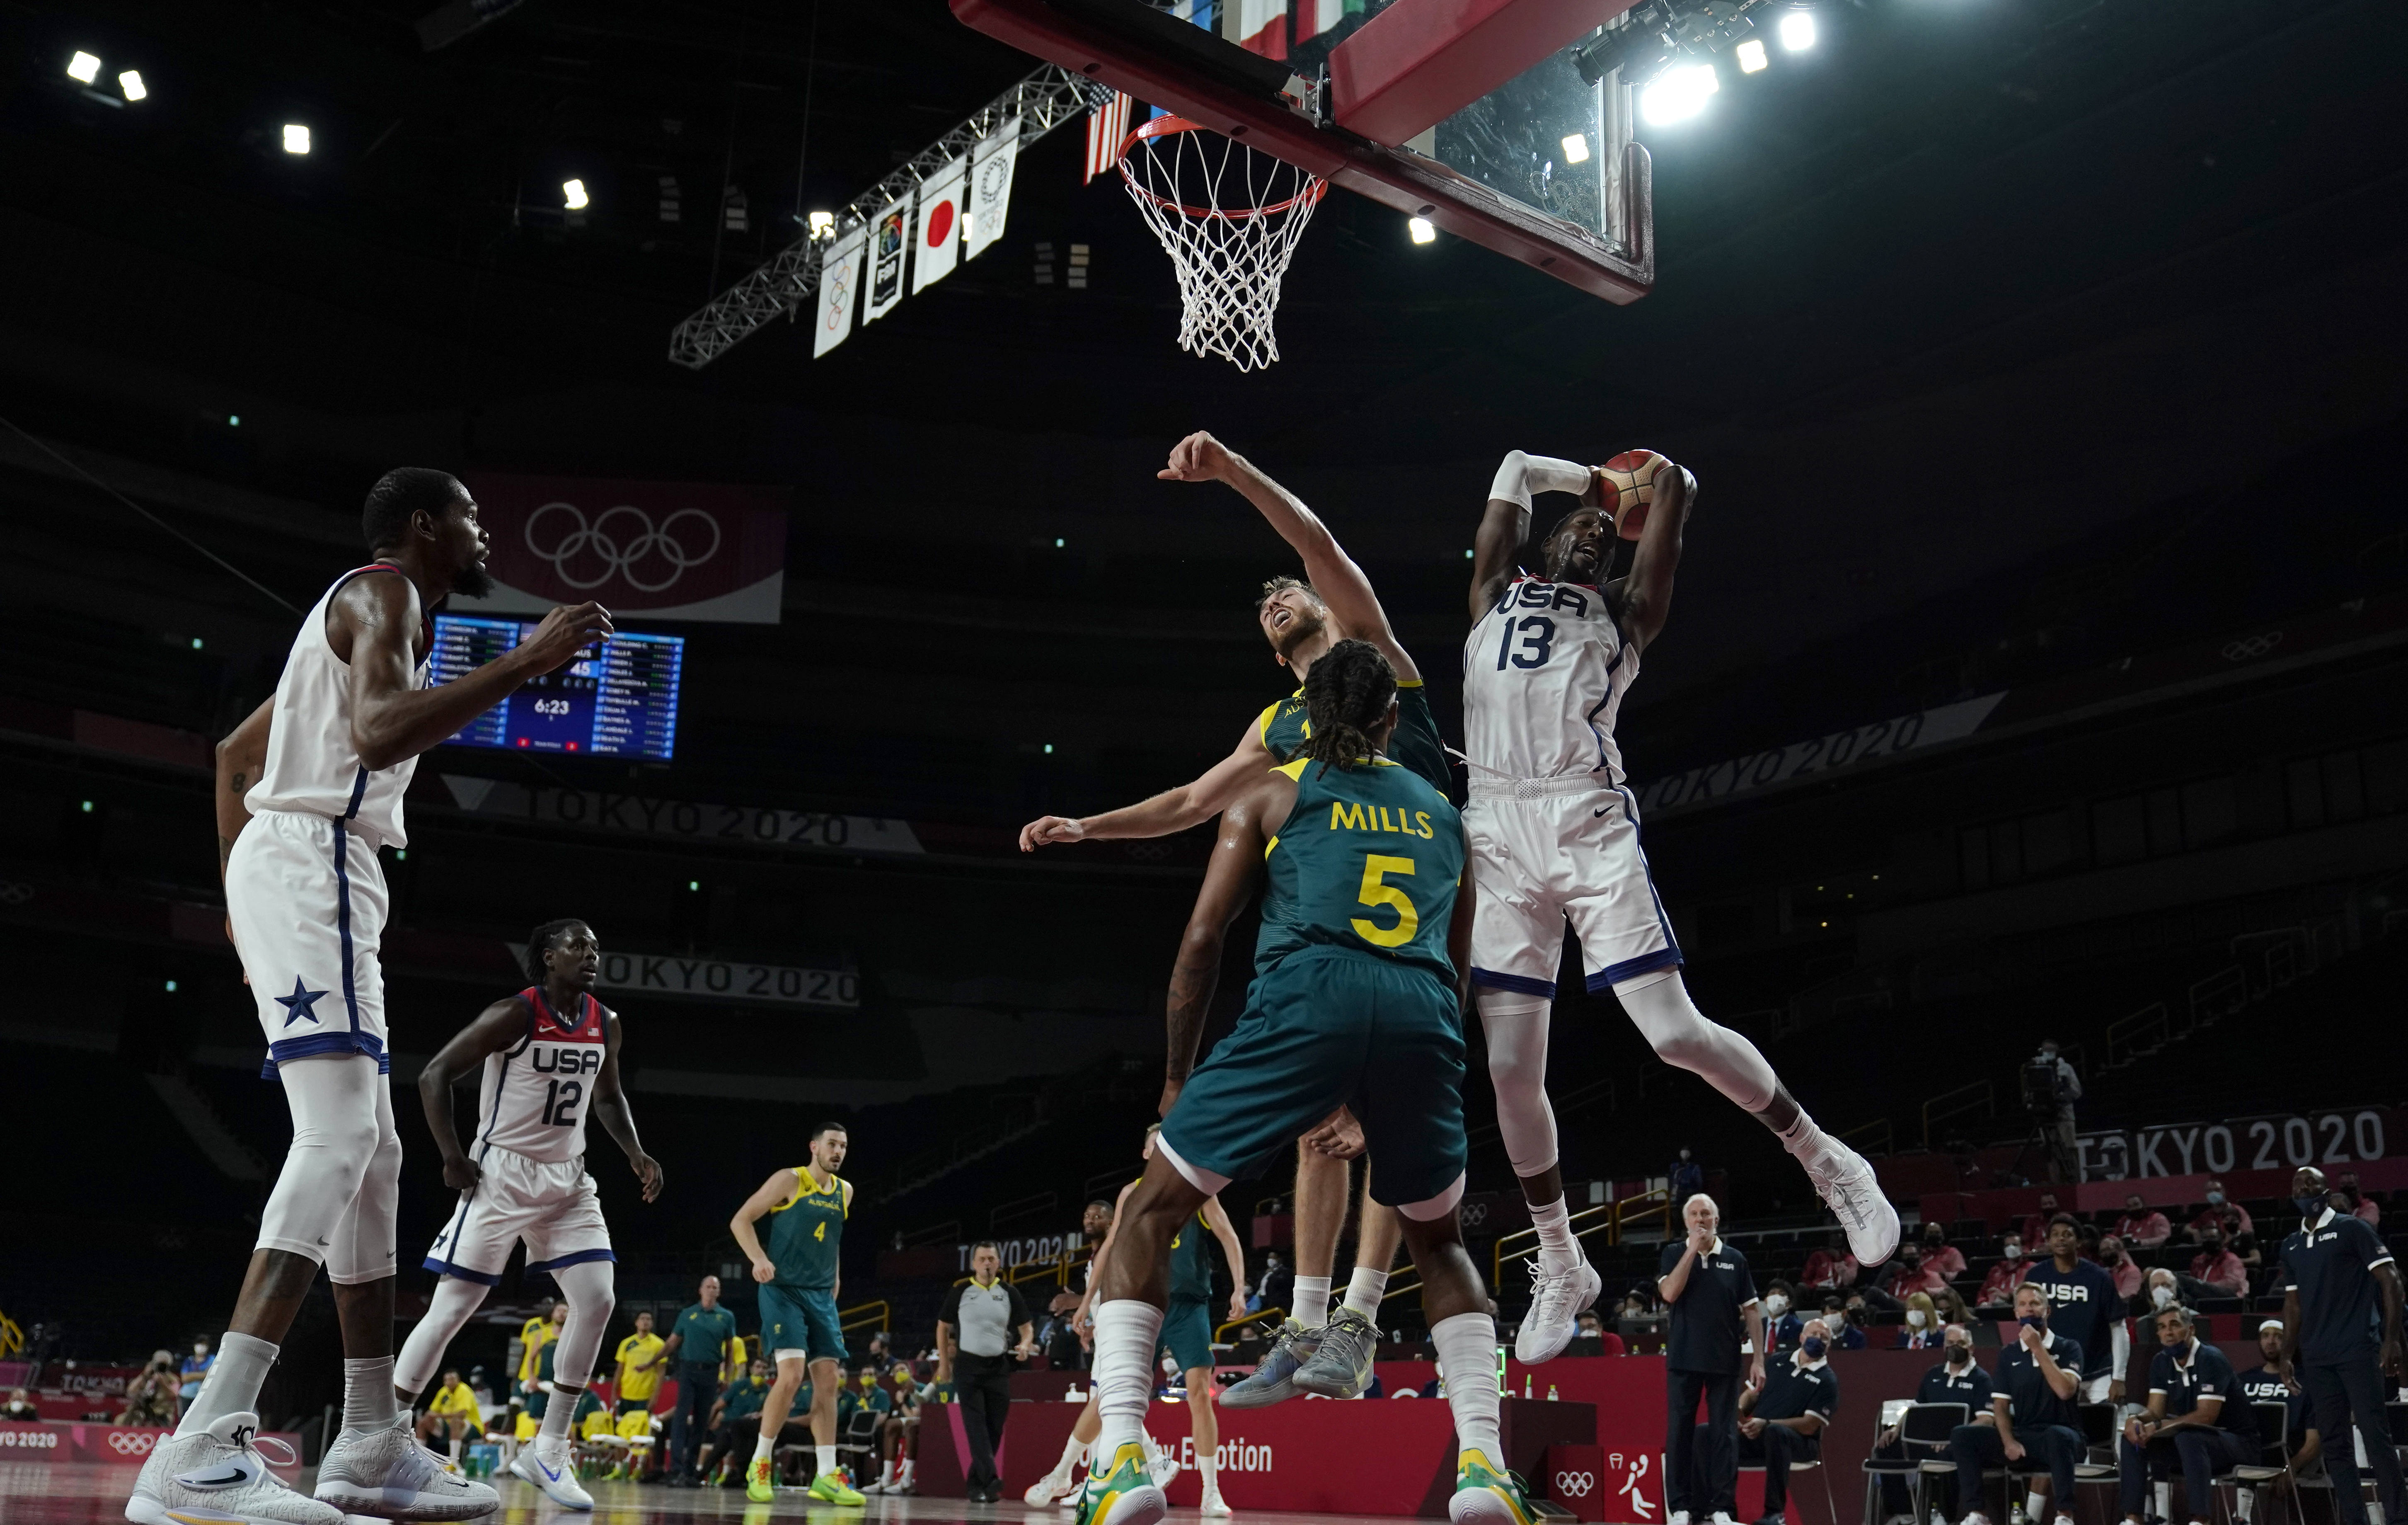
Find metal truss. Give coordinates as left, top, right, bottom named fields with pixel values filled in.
left=668, top=63, right=1113, bottom=369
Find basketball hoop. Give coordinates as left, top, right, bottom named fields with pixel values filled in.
left=1118, top=115, right=1325, bottom=371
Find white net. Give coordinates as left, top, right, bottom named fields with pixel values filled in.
left=1119, top=117, right=1326, bottom=371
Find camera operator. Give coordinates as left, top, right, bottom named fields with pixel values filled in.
left=2023, top=1040, right=2082, bottom=1184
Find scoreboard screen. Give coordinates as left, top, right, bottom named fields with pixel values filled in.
left=431, top=615, right=685, bottom=760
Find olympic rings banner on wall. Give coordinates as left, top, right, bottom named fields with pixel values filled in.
left=450, top=475, right=789, bottom=624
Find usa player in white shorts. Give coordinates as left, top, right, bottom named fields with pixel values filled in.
left=1464, top=450, right=1899, bottom=1363
left=393, top=918, right=662, bottom=1510
left=140, top=468, right=608, bottom=1525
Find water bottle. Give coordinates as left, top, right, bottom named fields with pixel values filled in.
left=1547, top=1384, right=1559, bottom=1402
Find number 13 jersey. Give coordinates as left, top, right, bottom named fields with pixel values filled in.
left=1461, top=574, right=1639, bottom=784
left=477, top=987, right=607, bottom=1162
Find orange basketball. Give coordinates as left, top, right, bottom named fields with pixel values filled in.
left=1598, top=450, right=1665, bottom=540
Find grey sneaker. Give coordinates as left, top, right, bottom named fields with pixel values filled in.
left=315, top=1420, right=499, bottom=1520
left=127, top=1411, right=344, bottom=1525
left=1220, top=1317, right=1319, bottom=1408
left=1291, top=1308, right=1375, bottom=1398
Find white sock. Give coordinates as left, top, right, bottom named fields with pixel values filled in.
left=1292, top=1275, right=1333, bottom=1328
left=1054, top=1432, right=1088, bottom=1474
left=1530, top=1196, right=1578, bottom=1270
left=754, top=1432, right=775, bottom=1465
left=177, top=1330, right=277, bottom=1438
left=2026, top=1491, right=2046, bottom=1520
left=341, top=1356, right=398, bottom=1436
left=900, top=1455, right=915, bottom=1479
left=1776, top=1107, right=1833, bottom=1164
left=1342, top=1266, right=1389, bottom=1319
left=1432, top=1312, right=1502, bottom=1463
left=540, top=1387, right=578, bottom=1442
left=2155, top=1483, right=2172, bottom=1519
left=448, top=1434, right=463, bottom=1460
left=818, top=1443, right=838, bottom=1477
left=1200, top=1450, right=1220, bottom=1499
left=1094, top=1300, right=1166, bottom=1461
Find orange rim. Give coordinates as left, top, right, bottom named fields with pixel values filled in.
left=1118, top=114, right=1326, bottom=221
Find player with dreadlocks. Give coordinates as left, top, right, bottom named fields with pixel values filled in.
left=391, top=918, right=663, bottom=1510
left=1077, top=640, right=1534, bottom=1525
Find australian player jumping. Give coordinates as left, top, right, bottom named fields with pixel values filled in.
left=731, top=1123, right=865, bottom=1505
left=1020, top=431, right=1435, bottom=1403
left=143, top=469, right=607, bottom=1525
left=391, top=918, right=663, bottom=1510
left=1079, top=640, right=1532, bottom=1525
left=1464, top=450, right=1898, bottom=1362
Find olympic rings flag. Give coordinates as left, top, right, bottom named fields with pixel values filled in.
left=448, top=475, right=789, bottom=624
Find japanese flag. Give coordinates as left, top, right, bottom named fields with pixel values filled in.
left=964, top=116, right=1021, bottom=262
left=912, top=157, right=967, bottom=293
left=812, top=229, right=867, bottom=357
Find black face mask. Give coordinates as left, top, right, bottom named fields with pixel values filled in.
left=2295, top=1195, right=2329, bottom=1219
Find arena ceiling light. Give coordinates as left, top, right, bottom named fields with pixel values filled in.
left=1408, top=216, right=1437, bottom=244
left=282, top=123, right=311, bottom=155
left=562, top=178, right=589, bottom=210
left=67, top=51, right=100, bottom=84
left=1735, top=38, right=1768, bottom=73
left=118, top=70, right=147, bottom=102
left=1779, top=8, right=1817, bottom=51
left=1639, top=63, right=1720, bottom=125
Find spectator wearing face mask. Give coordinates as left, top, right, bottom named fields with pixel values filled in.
left=1885, top=1244, right=1951, bottom=1302
left=1719, top=1318, right=1839, bottom=1525
left=1946, top=1283, right=2087, bottom=1525
left=2116, top=1303, right=2259, bottom=1525
left=1802, top=1233, right=1859, bottom=1292
left=1897, top=1293, right=1944, bottom=1350
left=1761, top=1281, right=1804, bottom=1353
left=1977, top=1236, right=2035, bottom=1310
left=1872, top=1323, right=1992, bottom=1519
left=2137, top=1268, right=2182, bottom=1322
left=2113, top=1194, right=2171, bottom=1250
left=1920, top=1222, right=1967, bottom=1282
left=1672, top=1148, right=1705, bottom=1204
left=2190, top=1230, right=2248, bottom=1299
left=2098, top=1236, right=2142, bottom=1301
left=1817, top=1297, right=1867, bottom=1351
left=2, top=1388, right=39, bottom=1423
left=2185, top=1183, right=2251, bottom=1244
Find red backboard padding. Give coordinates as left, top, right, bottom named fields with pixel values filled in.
left=1331, top=0, right=1645, bottom=146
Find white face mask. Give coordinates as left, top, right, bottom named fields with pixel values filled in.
left=2151, top=1284, right=2176, bottom=1309
left=1825, top=1310, right=1847, bottom=1329
left=1907, top=1310, right=1928, bottom=1329
left=1764, top=1294, right=1789, bottom=1316
left=2003, top=1240, right=2022, bottom=1258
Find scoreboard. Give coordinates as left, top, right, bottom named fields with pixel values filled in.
left=431, top=615, right=684, bottom=760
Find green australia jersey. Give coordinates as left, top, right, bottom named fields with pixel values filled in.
left=764, top=1168, right=848, bottom=1290
left=1262, top=755, right=1465, bottom=982
left=1167, top=1209, right=1215, bottom=1302
left=1253, top=681, right=1453, bottom=976
left=670, top=1303, right=737, bottom=1365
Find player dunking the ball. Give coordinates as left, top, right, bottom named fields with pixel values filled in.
left=391, top=917, right=663, bottom=1511
left=730, top=1123, right=866, bottom=1506
left=1463, top=450, right=1899, bottom=1362
left=1081, top=639, right=1532, bottom=1525
left=140, top=469, right=608, bottom=1525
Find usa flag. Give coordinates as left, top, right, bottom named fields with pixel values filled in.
left=1084, top=91, right=1133, bottom=184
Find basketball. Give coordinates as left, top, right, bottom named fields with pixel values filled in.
left=1597, top=450, right=1666, bottom=540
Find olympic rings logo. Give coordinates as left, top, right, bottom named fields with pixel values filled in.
left=1555, top=1471, right=1596, bottom=1498
left=108, top=1431, right=160, bottom=1455
left=2220, top=632, right=2282, bottom=663
left=824, top=260, right=855, bottom=332
left=524, top=502, right=724, bottom=593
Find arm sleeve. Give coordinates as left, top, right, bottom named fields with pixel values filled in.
left=2111, top=1316, right=2131, bottom=1378
left=1487, top=450, right=1593, bottom=511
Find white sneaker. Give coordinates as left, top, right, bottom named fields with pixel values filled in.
left=1200, top=1491, right=1233, bottom=1518
left=127, top=1411, right=345, bottom=1525
left=1668, top=1513, right=1693, bottom=1525
left=1805, top=1142, right=1900, bottom=1266
left=1026, top=1469, right=1081, bottom=1506
left=315, top=1421, right=499, bottom=1520
left=1515, top=1255, right=1603, bottom=1364
left=507, top=1436, right=593, bottom=1510
left=1708, top=1513, right=1740, bottom=1525
left=1960, top=1514, right=1994, bottom=1525
left=1142, top=1430, right=1180, bottom=1488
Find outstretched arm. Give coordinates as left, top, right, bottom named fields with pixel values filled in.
left=1470, top=450, right=1592, bottom=621
left=591, top=1011, right=663, bottom=1202
left=1162, top=779, right=1285, bottom=1112
left=1020, top=717, right=1273, bottom=850
left=1617, top=458, right=1695, bottom=655
left=417, top=997, right=535, bottom=1193
left=1160, top=431, right=1418, bottom=684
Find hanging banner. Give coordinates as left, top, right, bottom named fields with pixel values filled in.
left=448, top=475, right=788, bottom=623
left=812, top=229, right=866, bottom=357
left=864, top=194, right=911, bottom=322
left=965, top=117, right=1022, bottom=262
left=912, top=158, right=968, bottom=292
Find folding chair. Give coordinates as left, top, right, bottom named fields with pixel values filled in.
left=2210, top=1401, right=2295, bottom=1525
left=1864, top=1401, right=1966, bottom=1525
left=837, top=1403, right=883, bottom=1484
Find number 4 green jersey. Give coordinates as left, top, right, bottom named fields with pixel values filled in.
left=1263, top=756, right=1464, bottom=982
left=765, top=1168, right=848, bottom=1291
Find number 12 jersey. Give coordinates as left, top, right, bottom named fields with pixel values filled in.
left=1461, top=574, right=1640, bottom=784
left=476, top=987, right=607, bottom=1162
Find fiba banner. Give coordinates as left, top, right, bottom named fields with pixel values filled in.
left=864, top=192, right=912, bottom=323
left=964, top=116, right=1021, bottom=262
left=449, top=475, right=788, bottom=624
left=813, top=228, right=866, bottom=357
left=913, top=156, right=967, bottom=292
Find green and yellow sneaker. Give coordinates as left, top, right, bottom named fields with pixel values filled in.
left=810, top=1466, right=868, bottom=1505
left=1448, top=1448, right=1537, bottom=1525
left=1074, top=1442, right=1166, bottom=1525
left=745, top=1455, right=777, bottom=1503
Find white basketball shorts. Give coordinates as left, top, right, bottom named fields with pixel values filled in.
left=424, top=1145, right=614, bottom=1285
left=227, top=809, right=391, bottom=1076
left=1463, top=775, right=1683, bottom=999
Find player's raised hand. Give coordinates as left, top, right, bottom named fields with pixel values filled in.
left=1158, top=430, right=1234, bottom=483
left=442, top=1154, right=484, bottom=1193
left=517, top=601, right=616, bottom=673
left=632, top=1151, right=664, bottom=1202
left=1018, top=815, right=1087, bottom=851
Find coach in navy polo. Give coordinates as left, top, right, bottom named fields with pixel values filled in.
left=1948, top=1282, right=2086, bottom=1525
left=2277, top=1165, right=2406, bottom=1525
left=1719, top=1319, right=1841, bottom=1525
left=2026, top=1212, right=2127, bottom=1401
left=1659, top=1193, right=1765, bottom=1525
left=2118, top=1303, right=2256, bottom=1525
left=1874, top=1323, right=1994, bottom=1516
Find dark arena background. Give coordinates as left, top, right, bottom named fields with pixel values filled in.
left=2, top=1, right=2406, bottom=1523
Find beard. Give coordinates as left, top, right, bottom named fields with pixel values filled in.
left=1269, top=604, right=1326, bottom=660
left=448, top=556, right=498, bottom=600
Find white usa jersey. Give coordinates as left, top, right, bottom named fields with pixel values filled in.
left=245, top=563, right=431, bottom=849
left=474, top=987, right=607, bottom=1163
left=1461, top=574, right=1641, bottom=783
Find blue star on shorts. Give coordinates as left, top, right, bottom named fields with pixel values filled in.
left=276, top=977, right=329, bottom=1027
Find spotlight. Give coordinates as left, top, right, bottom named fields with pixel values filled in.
left=67, top=51, right=100, bottom=84
left=119, top=70, right=147, bottom=101
left=1639, top=63, right=1718, bottom=125
left=283, top=123, right=311, bottom=155
left=807, top=209, right=835, bottom=239
left=1779, top=8, right=1816, bottom=51
left=562, top=178, right=589, bottom=210
left=165, top=979, right=178, bottom=992
left=1043, top=743, right=1055, bottom=754
left=1560, top=132, right=1591, bottom=165
left=1736, top=38, right=1768, bottom=73
left=1408, top=216, right=1437, bottom=244
left=227, top=415, right=240, bottom=426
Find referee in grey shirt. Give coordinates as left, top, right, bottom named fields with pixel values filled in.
left=939, top=1240, right=1036, bottom=1502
